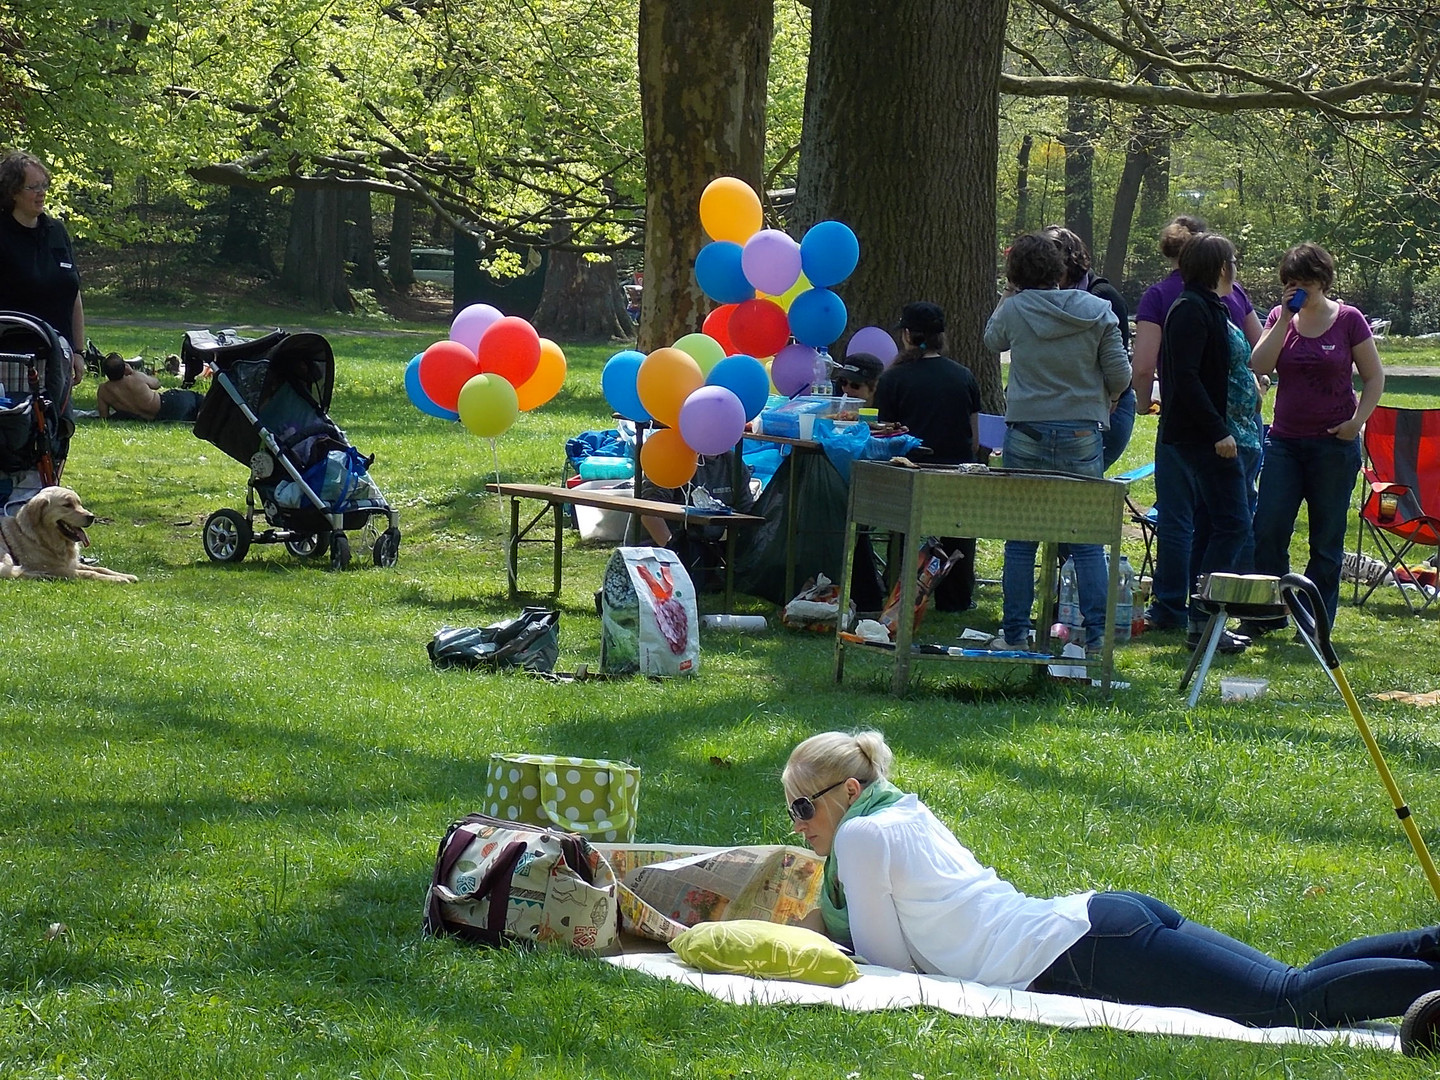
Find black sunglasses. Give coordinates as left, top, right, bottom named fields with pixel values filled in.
left=788, top=778, right=847, bottom=822
left=837, top=378, right=866, bottom=390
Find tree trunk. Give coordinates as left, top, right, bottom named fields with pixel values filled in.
left=344, top=188, right=387, bottom=292
left=795, top=0, right=1010, bottom=412
left=1062, top=97, right=1095, bottom=254
left=637, top=0, right=773, bottom=353
left=280, top=188, right=353, bottom=312
left=1015, top=134, right=1033, bottom=234
left=218, top=187, right=276, bottom=274
left=1101, top=111, right=1158, bottom=284
left=533, top=224, right=632, bottom=341
left=1131, top=134, right=1171, bottom=286
left=389, top=199, right=416, bottom=290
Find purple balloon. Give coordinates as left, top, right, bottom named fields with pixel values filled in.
left=451, top=304, right=504, bottom=353
left=846, top=325, right=900, bottom=366
left=741, top=229, right=802, bottom=296
left=678, top=385, right=747, bottom=456
left=772, top=343, right=822, bottom=397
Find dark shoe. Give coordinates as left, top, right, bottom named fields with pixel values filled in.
left=1185, top=628, right=1251, bottom=654
left=1402, top=990, right=1440, bottom=1056
left=1141, top=612, right=1182, bottom=632
left=1236, top=619, right=1285, bottom=638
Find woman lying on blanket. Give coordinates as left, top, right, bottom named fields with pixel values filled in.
left=784, top=730, right=1440, bottom=1029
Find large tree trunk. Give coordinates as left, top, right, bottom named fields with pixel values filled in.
left=1100, top=118, right=1154, bottom=284
left=637, top=0, right=773, bottom=353
left=344, top=188, right=387, bottom=292
left=795, top=0, right=1010, bottom=412
left=389, top=199, right=416, bottom=290
left=1130, top=134, right=1171, bottom=286
left=1061, top=96, right=1095, bottom=254
left=280, top=188, right=352, bottom=311
left=533, top=224, right=632, bottom=341
left=218, top=187, right=276, bottom=274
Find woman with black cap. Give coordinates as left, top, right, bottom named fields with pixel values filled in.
left=872, top=302, right=981, bottom=611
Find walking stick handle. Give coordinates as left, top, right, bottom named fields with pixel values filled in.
left=1279, top=573, right=1338, bottom=667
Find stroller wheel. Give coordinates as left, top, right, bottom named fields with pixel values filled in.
left=285, top=528, right=331, bottom=559
left=329, top=532, right=352, bottom=572
left=203, top=509, right=252, bottom=563
left=373, top=527, right=401, bottom=568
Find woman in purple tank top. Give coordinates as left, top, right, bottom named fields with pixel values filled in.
left=1242, top=243, right=1385, bottom=634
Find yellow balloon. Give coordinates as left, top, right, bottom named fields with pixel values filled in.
left=761, top=272, right=811, bottom=313
left=699, top=176, right=763, bottom=244
left=636, top=347, right=705, bottom=430
left=641, top=427, right=699, bottom=489
left=456, top=372, right=519, bottom=438
left=516, top=338, right=566, bottom=411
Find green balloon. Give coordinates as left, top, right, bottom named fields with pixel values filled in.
left=673, top=332, right=727, bottom=374
left=456, top=373, right=520, bottom=438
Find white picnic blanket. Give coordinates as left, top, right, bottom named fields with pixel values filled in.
left=604, top=951, right=1399, bottom=1052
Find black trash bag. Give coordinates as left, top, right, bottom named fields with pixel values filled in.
left=428, top=607, right=559, bottom=672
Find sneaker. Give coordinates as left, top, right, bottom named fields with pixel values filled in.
left=988, top=634, right=1028, bottom=651
left=1141, top=612, right=1182, bottom=633
left=1185, top=628, right=1251, bottom=654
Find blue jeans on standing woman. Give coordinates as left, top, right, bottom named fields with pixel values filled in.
left=1030, top=891, right=1440, bottom=1026
left=1001, top=422, right=1106, bottom=648
left=1252, top=434, right=1363, bottom=628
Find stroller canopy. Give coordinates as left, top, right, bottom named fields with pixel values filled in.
left=194, top=332, right=337, bottom=466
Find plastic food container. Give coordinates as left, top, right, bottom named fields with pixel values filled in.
left=1220, top=676, right=1268, bottom=703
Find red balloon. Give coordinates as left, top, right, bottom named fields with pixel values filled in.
left=417, top=340, right=480, bottom=411
left=477, top=316, right=542, bottom=388
left=703, top=304, right=739, bottom=355
left=727, top=298, right=790, bottom=359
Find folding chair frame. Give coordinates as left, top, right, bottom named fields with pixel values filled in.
left=1353, top=407, right=1440, bottom=616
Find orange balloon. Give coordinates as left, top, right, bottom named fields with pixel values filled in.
left=636, top=347, right=704, bottom=429
left=699, top=177, right=763, bottom=244
left=516, top=338, right=567, bottom=411
left=641, top=427, right=699, bottom=489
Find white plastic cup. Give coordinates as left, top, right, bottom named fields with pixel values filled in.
left=701, top=614, right=768, bottom=632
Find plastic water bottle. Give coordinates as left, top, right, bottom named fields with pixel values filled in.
left=1115, top=555, right=1134, bottom=644
left=1058, top=557, right=1083, bottom=639
left=812, top=348, right=833, bottom=396
left=701, top=614, right=768, bottom=632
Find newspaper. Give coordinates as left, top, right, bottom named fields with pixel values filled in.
left=593, top=843, right=827, bottom=943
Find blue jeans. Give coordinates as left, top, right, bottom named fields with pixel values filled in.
left=1102, top=388, right=1137, bottom=472
left=1002, top=422, right=1107, bottom=647
left=1148, top=440, right=1255, bottom=629
left=1252, top=434, right=1363, bottom=627
left=1030, top=891, right=1440, bottom=1027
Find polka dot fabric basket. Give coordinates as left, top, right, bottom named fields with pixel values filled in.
left=484, top=753, right=640, bottom=842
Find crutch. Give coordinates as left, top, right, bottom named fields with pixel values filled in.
left=1280, top=572, right=1440, bottom=902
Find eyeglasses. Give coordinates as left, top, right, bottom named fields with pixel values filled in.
left=787, top=779, right=847, bottom=821
left=23, top=182, right=49, bottom=194
left=837, top=379, right=865, bottom=390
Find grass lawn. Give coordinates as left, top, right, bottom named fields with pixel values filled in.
left=4, top=306, right=1440, bottom=1077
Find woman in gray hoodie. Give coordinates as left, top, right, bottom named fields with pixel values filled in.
left=984, top=233, right=1132, bottom=651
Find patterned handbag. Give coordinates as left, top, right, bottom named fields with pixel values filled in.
left=484, top=753, right=640, bottom=842
left=423, top=812, right=620, bottom=952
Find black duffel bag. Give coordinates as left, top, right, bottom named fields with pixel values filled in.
left=427, top=607, right=559, bottom=672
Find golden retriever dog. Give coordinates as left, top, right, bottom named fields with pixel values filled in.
left=0, top=487, right=137, bottom=582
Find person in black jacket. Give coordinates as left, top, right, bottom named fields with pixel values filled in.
left=1042, top=225, right=1133, bottom=470
left=1156, top=233, right=1255, bottom=651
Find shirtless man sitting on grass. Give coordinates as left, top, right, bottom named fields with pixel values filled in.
left=96, top=354, right=204, bottom=422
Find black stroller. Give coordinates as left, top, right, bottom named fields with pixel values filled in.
left=192, top=330, right=400, bottom=571
left=0, top=311, right=73, bottom=489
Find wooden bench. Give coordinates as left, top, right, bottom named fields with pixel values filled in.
left=486, top=482, right=766, bottom=611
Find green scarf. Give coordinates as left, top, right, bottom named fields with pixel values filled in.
left=819, top=778, right=907, bottom=947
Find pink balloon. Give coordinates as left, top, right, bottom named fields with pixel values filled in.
left=772, top=343, right=822, bottom=397
left=450, top=304, right=504, bottom=353
left=741, top=229, right=802, bottom=296
left=846, top=325, right=900, bottom=366
left=678, top=385, right=747, bottom=456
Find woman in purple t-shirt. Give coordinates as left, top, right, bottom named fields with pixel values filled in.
left=1243, top=243, right=1385, bottom=633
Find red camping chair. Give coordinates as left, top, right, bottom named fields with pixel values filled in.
left=1354, top=406, right=1440, bottom=614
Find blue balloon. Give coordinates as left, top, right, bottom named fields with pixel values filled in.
left=405, top=355, right=459, bottom=421
left=800, top=220, right=860, bottom=288
left=694, top=241, right=755, bottom=305
left=788, top=288, right=848, bottom=348
left=601, top=349, right=652, bottom=422
left=706, top=353, right=771, bottom=421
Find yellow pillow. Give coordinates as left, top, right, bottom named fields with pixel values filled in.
left=669, top=919, right=860, bottom=986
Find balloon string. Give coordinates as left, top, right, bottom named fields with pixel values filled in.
left=490, top=438, right=500, bottom=486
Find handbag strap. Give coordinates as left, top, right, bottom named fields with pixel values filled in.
left=424, top=817, right=527, bottom=940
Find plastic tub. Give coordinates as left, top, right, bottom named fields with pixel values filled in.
left=1220, top=676, right=1268, bottom=703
